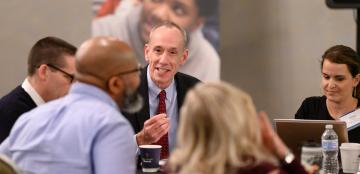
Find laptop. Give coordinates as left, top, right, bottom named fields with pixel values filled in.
left=274, top=119, right=349, bottom=157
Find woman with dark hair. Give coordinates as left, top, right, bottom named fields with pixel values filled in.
left=295, top=45, right=360, bottom=143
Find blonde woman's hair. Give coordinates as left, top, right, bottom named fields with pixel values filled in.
left=169, top=82, right=276, bottom=174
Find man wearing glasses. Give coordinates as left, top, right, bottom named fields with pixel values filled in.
left=0, top=36, right=76, bottom=143
left=0, top=36, right=142, bottom=174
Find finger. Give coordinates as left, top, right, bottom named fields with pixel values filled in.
left=143, top=119, right=169, bottom=142
left=258, top=111, right=289, bottom=158
left=145, top=127, right=168, bottom=143
left=145, top=114, right=167, bottom=125
left=258, top=111, right=274, bottom=136
left=159, top=120, right=170, bottom=133
left=258, top=111, right=271, bottom=128
left=152, top=124, right=170, bottom=142
left=148, top=120, right=169, bottom=137
left=144, top=115, right=169, bottom=130
left=258, top=111, right=275, bottom=149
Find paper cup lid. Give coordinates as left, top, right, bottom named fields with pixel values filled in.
left=139, top=145, right=162, bottom=149
left=340, top=143, right=360, bottom=149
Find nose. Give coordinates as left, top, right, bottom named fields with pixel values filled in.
left=152, top=4, right=170, bottom=23
left=158, top=52, right=170, bottom=64
left=328, top=79, right=336, bottom=89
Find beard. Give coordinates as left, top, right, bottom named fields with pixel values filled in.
left=121, top=88, right=144, bottom=114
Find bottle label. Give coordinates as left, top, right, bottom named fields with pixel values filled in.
left=322, top=140, right=338, bottom=151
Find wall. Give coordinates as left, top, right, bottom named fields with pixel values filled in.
left=221, top=0, right=356, bottom=119
left=0, top=0, right=356, bottom=120
left=0, top=1, right=91, bottom=95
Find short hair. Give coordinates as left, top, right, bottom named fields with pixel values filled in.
left=321, top=45, right=360, bottom=98
left=149, top=21, right=189, bottom=48
left=27, top=36, right=77, bottom=76
left=169, top=82, right=276, bottom=174
left=195, top=0, right=218, bottom=17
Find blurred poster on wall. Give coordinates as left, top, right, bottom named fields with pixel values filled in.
left=91, top=0, right=220, bottom=82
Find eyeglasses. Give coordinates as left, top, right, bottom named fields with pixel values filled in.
left=46, top=64, right=75, bottom=83
left=113, top=65, right=142, bottom=77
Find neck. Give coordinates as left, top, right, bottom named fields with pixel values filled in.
left=27, top=75, right=48, bottom=102
left=326, top=97, right=358, bottom=119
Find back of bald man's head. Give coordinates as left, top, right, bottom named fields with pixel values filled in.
left=76, top=36, right=138, bottom=81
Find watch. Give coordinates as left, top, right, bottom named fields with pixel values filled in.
left=282, top=152, right=295, bottom=165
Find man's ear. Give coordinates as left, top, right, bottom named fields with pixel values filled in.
left=37, top=64, right=48, bottom=81
left=179, top=49, right=189, bottom=66
left=354, top=74, right=360, bottom=86
left=144, top=44, right=150, bottom=63
left=107, top=76, right=125, bottom=96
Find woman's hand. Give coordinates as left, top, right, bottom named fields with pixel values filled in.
left=258, top=111, right=290, bottom=159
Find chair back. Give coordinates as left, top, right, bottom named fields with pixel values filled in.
left=0, top=154, right=21, bottom=174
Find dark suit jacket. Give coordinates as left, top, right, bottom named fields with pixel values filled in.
left=0, top=85, right=36, bottom=143
left=123, top=67, right=200, bottom=133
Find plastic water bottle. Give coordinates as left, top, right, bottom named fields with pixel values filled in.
left=322, top=124, right=339, bottom=174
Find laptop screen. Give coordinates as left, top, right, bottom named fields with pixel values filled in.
left=274, top=119, right=348, bottom=156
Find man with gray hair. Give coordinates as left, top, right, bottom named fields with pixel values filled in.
left=123, top=22, right=200, bottom=160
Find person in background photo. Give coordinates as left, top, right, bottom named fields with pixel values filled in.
left=0, top=36, right=76, bottom=143
left=93, top=0, right=220, bottom=82
left=0, top=37, right=142, bottom=174
left=295, top=45, right=360, bottom=143
left=167, top=82, right=307, bottom=174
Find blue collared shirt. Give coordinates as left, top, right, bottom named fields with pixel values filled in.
left=147, top=67, right=178, bottom=152
left=0, top=82, right=136, bottom=174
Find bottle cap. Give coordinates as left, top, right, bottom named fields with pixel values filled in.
left=325, top=124, right=333, bottom=129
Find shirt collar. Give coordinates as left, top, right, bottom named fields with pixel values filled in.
left=146, top=66, right=176, bottom=100
left=21, top=78, right=45, bottom=106
left=69, top=82, right=119, bottom=111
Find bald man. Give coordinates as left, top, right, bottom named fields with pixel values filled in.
left=0, top=37, right=142, bottom=174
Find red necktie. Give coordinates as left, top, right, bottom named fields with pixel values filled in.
left=154, top=90, right=169, bottom=159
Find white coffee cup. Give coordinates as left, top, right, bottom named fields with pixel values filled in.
left=340, top=143, right=360, bottom=173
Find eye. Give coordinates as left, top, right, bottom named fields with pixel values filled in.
left=335, top=77, right=345, bottom=81
left=172, top=2, right=187, bottom=16
left=322, top=74, right=330, bottom=80
left=168, top=49, right=178, bottom=55
left=153, top=47, right=163, bottom=54
left=150, top=0, right=163, bottom=4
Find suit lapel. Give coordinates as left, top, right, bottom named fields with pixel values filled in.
left=175, top=73, right=185, bottom=112
left=137, top=67, right=150, bottom=131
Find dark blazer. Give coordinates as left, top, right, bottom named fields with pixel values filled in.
left=123, top=67, right=200, bottom=133
left=0, top=85, right=37, bottom=143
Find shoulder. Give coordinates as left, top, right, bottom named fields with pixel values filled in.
left=69, top=95, right=132, bottom=128
left=189, top=29, right=219, bottom=61
left=92, top=14, right=129, bottom=38
left=295, top=96, right=327, bottom=119
left=175, top=72, right=201, bottom=88
left=0, top=86, right=36, bottom=115
left=182, top=30, right=220, bottom=81
left=301, top=96, right=325, bottom=105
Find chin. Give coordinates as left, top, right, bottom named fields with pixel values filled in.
left=154, top=76, right=169, bottom=83
left=326, top=95, right=342, bottom=103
